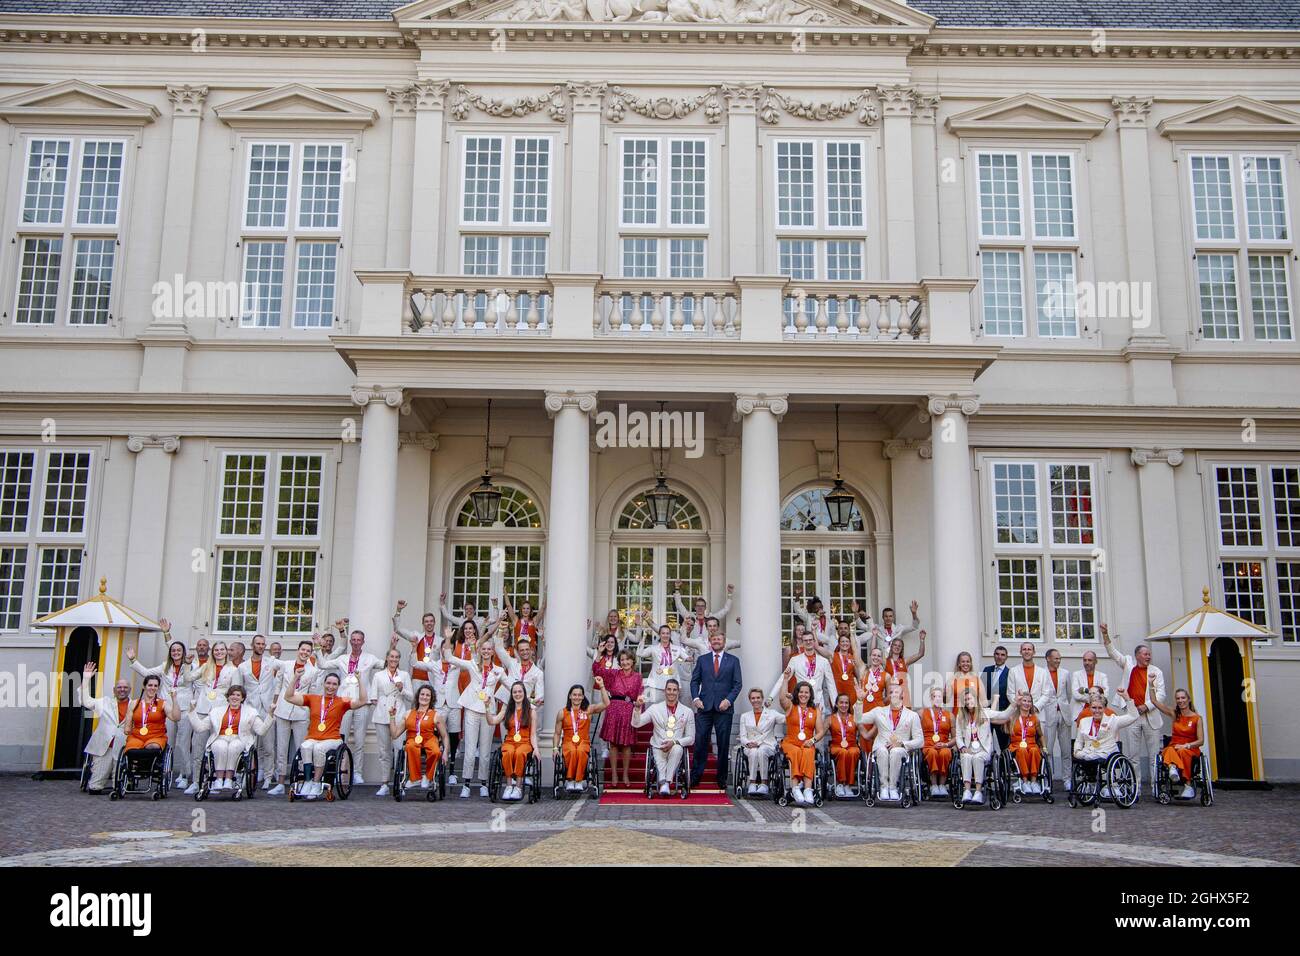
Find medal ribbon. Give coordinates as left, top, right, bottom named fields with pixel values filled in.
left=224, top=706, right=239, bottom=735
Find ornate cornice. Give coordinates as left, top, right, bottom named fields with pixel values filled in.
left=882, top=438, right=932, bottom=460
left=733, top=393, right=789, bottom=422
left=1130, top=447, right=1184, bottom=467
left=126, top=434, right=180, bottom=454
left=607, top=84, right=722, bottom=124
left=449, top=82, right=567, bottom=122
left=400, top=431, right=440, bottom=451
left=351, top=385, right=405, bottom=409
left=918, top=394, right=980, bottom=422
left=544, top=390, right=598, bottom=417
left=492, top=0, right=842, bottom=25
left=1112, top=95, right=1154, bottom=129
left=166, top=84, right=208, bottom=117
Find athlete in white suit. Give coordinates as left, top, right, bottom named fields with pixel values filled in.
left=862, top=685, right=923, bottom=800
left=236, top=635, right=282, bottom=789
left=1007, top=642, right=1053, bottom=712
left=737, top=687, right=784, bottom=795
left=369, top=647, right=413, bottom=796
left=267, top=639, right=319, bottom=796
left=1101, top=624, right=1166, bottom=788
left=672, top=581, right=734, bottom=646
left=1069, top=649, right=1110, bottom=722
left=125, top=629, right=194, bottom=787
left=80, top=672, right=130, bottom=793
left=631, top=678, right=696, bottom=796
left=1040, top=648, right=1074, bottom=790
left=770, top=631, right=837, bottom=711
left=187, top=686, right=270, bottom=792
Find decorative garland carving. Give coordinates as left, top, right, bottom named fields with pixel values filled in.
left=758, top=86, right=879, bottom=125
left=448, top=83, right=568, bottom=122
left=605, top=84, right=723, bottom=123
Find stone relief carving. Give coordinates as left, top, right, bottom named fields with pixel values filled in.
left=448, top=83, right=569, bottom=122
left=497, top=0, right=840, bottom=24
left=759, top=86, right=878, bottom=125
left=605, top=85, right=724, bottom=123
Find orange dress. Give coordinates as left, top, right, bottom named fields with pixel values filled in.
left=921, top=706, right=953, bottom=775
left=500, top=710, right=533, bottom=777
left=861, top=667, right=887, bottom=713
left=828, top=712, right=860, bottom=784
left=884, top=657, right=909, bottom=703
left=1161, top=714, right=1201, bottom=780
left=560, top=706, right=592, bottom=781
left=1007, top=712, right=1042, bottom=778
left=403, top=708, right=441, bottom=781
left=302, top=693, right=353, bottom=741
left=950, top=673, right=981, bottom=715
left=781, top=706, right=818, bottom=781
left=123, top=697, right=169, bottom=751
left=830, top=650, right=859, bottom=707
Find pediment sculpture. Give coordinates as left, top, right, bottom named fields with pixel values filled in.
left=497, top=0, right=840, bottom=24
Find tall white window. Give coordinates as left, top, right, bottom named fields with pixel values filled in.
left=613, top=489, right=707, bottom=633
left=1210, top=463, right=1300, bottom=641
left=985, top=459, right=1100, bottom=643
left=1188, top=153, right=1294, bottom=342
left=0, top=448, right=92, bottom=631
left=13, top=136, right=125, bottom=327
left=974, top=150, right=1081, bottom=339
left=618, top=136, right=709, bottom=279
left=239, top=141, right=345, bottom=330
left=449, top=484, right=544, bottom=613
left=213, top=452, right=325, bottom=636
left=779, top=489, right=870, bottom=640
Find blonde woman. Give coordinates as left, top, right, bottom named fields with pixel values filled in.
left=1153, top=688, right=1204, bottom=801
left=953, top=689, right=1016, bottom=805
left=369, top=647, right=413, bottom=797
left=443, top=634, right=508, bottom=798
left=183, top=640, right=234, bottom=794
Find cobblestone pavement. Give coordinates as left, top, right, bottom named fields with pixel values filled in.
left=1, top=775, right=1295, bottom=866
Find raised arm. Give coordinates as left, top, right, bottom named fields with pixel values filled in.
left=588, top=681, right=611, bottom=716
left=1099, top=624, right=1127, bottom=669
left=903, top=629, right=927, bottom=667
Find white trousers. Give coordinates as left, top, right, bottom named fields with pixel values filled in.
left=873, top=744, right=907, bottom=787
left=652, top=742, right=685, bottom=784
left=375, top=725, right=397, bottom=782
left=165, top=716, right=192, bottom=781
left=274, top=716, right=307, bottom=780
left=437, top=704, right=462, bottom=734
left=460, top=708, right=495, bottom=783
left=300, top=737, right=343, bottom=771
left=960, top=751, right=989, bottom=785
left=742, top=743, right=775, bottom=782
left=88, top=742, right=121, bottom=790
left=1125, top=719, right=1162, bottom=784
left=210, top=738, right=245, bottom=773
left=1042, top=708, right=1073, bottom=784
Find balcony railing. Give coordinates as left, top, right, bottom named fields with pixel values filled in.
left=356, top=271, right=976, bottom=345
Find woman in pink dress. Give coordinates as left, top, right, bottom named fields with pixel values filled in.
left=589, top=631, right=622, bottom=686
left=600, top=649, right=643, bottom=788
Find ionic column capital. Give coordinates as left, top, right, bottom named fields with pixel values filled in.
left=733, top=393, right=789, bottom=423
left=126, top=434, right=181, bottom=454
left=882, top=438, right=932, bottom=460
left=351, top=385, right=405, bottom=409
left=919, top=394, right=980, bottom=422
left=544, top=390, right=598, bottom=418
left=166, top=85, right=208, bottom=117
left=1130, top=447, right=1184, bottom=468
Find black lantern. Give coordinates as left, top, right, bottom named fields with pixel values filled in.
left=470, top=400, right=502, bottom=525
left=825, top=403, right=855, bottom=530
left=644, top=402, right=675, bottom=528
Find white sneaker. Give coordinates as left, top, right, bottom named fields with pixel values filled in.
left=659, top=782, right=670, bottom=796
left=757, top=784, right=770, bottom=796
left=268, top=783, right=285, bottom=796
left=1168, top=765, right=1179, bottom=781
left=420, top=779, right=430, bottom=790
left=935, top=784, right=948, bottom=797
left=353, top=772, right=365, bottom=785
left=1181, top=785, right=1195, bottom=800
left=459, top=786, right=470, bottom=799
left=261, top=777, right=271, bottom=790
left=746, top=783, right=758, bottom=796
left=962, top=788, right=973, bottom=802
left=175, top=775, right=189, bottom=789
left=479, top=785, right=489, bottom=798
left=375, top=784, right=391, bottom=797
left=1100, top=786, right=1113, bottom=800
left=972, top=790, right=984, bottom=804
left=184, top=782, right=199, bottom=795
left=448, top=774, right=458, bottom=786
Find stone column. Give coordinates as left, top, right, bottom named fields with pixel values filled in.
left=394, top=432, right=438, bottom=623
left=924, top=395, right=980, bottom=686
left=409, top=80, right=449, bottom=275
left=911, top=94, right=942, bottom=277
left=734, top=393, right=787, bottom=697
left=723, top=85, right=762, bottom=275
left=1131, top=448, right=1186, bottom=629
left=567, top=83, right=606, bottom=273
left=384, top=85, right=417, bottom=269
left=877, top=85, right=918, bottom=280
left=122, top=436, right=181, bottom=653
left=542, top=390, right=597, bottom=741
left=884, top=437, right=934, bottom=702
left=347, top=386, right=404, bottom=660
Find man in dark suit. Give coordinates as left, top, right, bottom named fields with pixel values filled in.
left=982, top=644, right=1011, bottom=749
left=689, top=622, right=743, bottom=789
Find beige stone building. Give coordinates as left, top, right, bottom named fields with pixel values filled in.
left=0, top=0, right=1297, bottom=781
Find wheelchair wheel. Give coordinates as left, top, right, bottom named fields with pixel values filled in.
left=79, top=756, right=93, bottom=793
left=1041, top=756, right=1054, bottom=804
left=589, top=747, right=602, bottom=798
left=644, top=749, right=656, bottom=799
left=898, top=760, right=913, bottom=809
left=330, top=746, right=354, bottom=802
left=1109, top=754, right=1139, bottom=808
left=1199, top=759, right=1215, bottom=807
left=527, top=754, right=542, bottom=804
left=730, top=747, right=747, bottom=799
left=862, top=754, right=878, bottom=808
left=552, top=752, right=565, bottom=800
left=195, top=752, right=213, bottom=802
left=159, top=748, right=172, bottom=798
left=488, top=749, right=504, bottom=803
left=287, top=748, right=304, bottom=802
left=243, top=749, right=258, bottom=800
left=677, top=752, right=690, bottom=800
left=393, top=748, right=406, bottom=802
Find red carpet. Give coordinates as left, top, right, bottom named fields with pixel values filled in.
left=598, top=719, right=730, bottom=806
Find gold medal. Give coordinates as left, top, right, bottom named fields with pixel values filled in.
left=207, top=691, right=216, bottom=701
left=478, top=691, right=488, bottom=702
left=317, top=721, right=326, bottom=731
left=841, top=673, right=849, bottom=681
left=798, top=731, right=807, bottom=741
left=224, top=727, right=234, bottom=736
left=667, top=715, right=677, bottom=727
left=866, top=694, right=874, bottom=702
left=932, top=733, right=940, bottom=743
left=1019, top=739, right=1028, bottom=750
left=414, top=734, right=423, bottom=744
left=665, top=730, right=674, bottom=739
left=572, top=733, right=580, bottom=744
left=513, top=732, right=521, bottom=743
left=661, top=667, right=672, bottom=675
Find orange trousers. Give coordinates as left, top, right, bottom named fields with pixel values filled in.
left=501, top=741, right=533, bottom=777
left=404, top=742, right=441, bottom=781
left=924, top=745, right=953, bottom=776
left=782, top=740, right=816, bottom=781
left=562, top=740, right=590, bottom=781
left=1012, top=743, right=1042, bottom=778
left=1162, top=744, right=1199, bottom=780
left=830, top=744, right=860, bottom=784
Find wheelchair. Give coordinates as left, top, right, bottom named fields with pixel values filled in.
left=819, top=746, right=865, bottom=802
left=1005, top=748, right=1055, bottom=805
left=109, top=745, right=171, bottom=801
left=862, top=747, right=919, bottom=808
left=731, top=745, right=780, bottom=799
left=644, top=744, right=691, bottom=800
left=195, top=743, right=258, bottom=801
left=79, top=752, right=94, bottom=792
left=393, top=745, right=447, bottom=802
left=489, top=745, right=542, bottom=803
left=772, top=743, right=827, bottom=807
left=1068, top=745, right=1139, bottom=809
left=286, top=737, right=353, bottom=802
left=1155, top=738, right=1214, bottom=807
left=552, top=742, right=602, bottom=799
left=916, top=746, right=961, bottom=803
left=952, top=749, right=1005, bottom=810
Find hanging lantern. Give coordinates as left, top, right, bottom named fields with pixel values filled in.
left=645, top=474, right=675, bottom=528
left=471, top=400, right=502, bottom=525
left=826, top=403, right=855, bottom=530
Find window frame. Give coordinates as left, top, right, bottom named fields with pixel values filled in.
left=1180, top=147, right=1297, bottom=346
left=445, top=481, right=546, bottom=615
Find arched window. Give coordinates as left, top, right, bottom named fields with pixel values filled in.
left=448, top=483, right=544, bottom=613
left=611, top=486, right=708, bottom=630
left=779, top=486, right=872, bottom=639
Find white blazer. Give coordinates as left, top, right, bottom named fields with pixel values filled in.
left=318, top=647, right=382, bottom=700
left=856, top=614, right=920, bottom=651
left=1041, top=666, right=1072, bottom=721
left=1008, top=661, right=1053, bottom=712
left=189, top=702, right=269, bottom=751
left=445, top=654, right=508, bottom=714
left=953, top=703, right=1016, bottom=757
left=1073, top=700, right=1139, bottom=758
left=273, top=660, right=320, bottom=721
left=738, top=707, right=784, bottom=748
left=775, top=651, right=837, bottom=711
left=494, top=645, right=544, bottom=705
left=1105, top=639, right=1166, bottom=730
left=81, top=691, right=128, bottom=757
left=640, top=641, right=691, bottom=693
left=1069, top=668, right=1111, bottom=723
left=236, top=656, right=282, bottom=712
left=632, top=700, right=695, bottom=749
left=793, top=600, right=834, bottom=646
left=130, top=659, right=194, bottom=711
left=673, top=592, right=734, bottom=643
left=189, top=660, right=235, bottom=716
left=369, top=667, right=414, bottom=726
left=864, top=706, right=924, bottom=751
